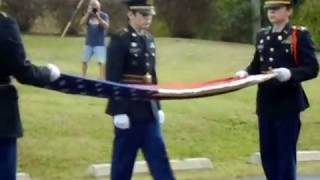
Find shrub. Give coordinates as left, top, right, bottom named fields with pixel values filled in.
left=156, top=0, right=213, bottom=38
left=2, top=0, right=45, bottom=32
left=208, top=0, right=253, bottom=43
left=293, top=0, right=320, bottom=47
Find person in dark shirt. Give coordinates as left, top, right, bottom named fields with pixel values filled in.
left=0, top=1, right=60, bottom=179
left=106, top=0, right=175, bottom=179
left=235, top=0, right=319, bottom=179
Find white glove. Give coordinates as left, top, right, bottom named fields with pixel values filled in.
left=158, top=110, right=165, bottom=124
left=272, top=68, right=291, bottom=82
left=113, top=114, right=130, bottom=129
left=47, top=64, right=61, bottom=82
left=235, top=70, right=248, bottom=78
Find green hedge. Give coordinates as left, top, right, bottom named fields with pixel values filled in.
left=202, top=0, right=253, bottom=43
left=293, top=0, right=320, bottom=48
left=2, top=0, right=319, bottom=47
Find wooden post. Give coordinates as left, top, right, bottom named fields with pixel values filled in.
left=61, top=0, right=86, bottom=38
left=251, top=0, right=261, bottom=43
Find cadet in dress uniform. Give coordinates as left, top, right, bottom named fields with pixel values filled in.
left=106, top=0, right=175, bottom=179
left=236, top=0, right=319, bottom=179
left=0, top=2, right=60, bottom=179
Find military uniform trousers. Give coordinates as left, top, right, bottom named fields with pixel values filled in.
left=111, top=118, right=174, bottom=180
left=258, top=112, right=301, bottom=180
left=0, top=138, right=17, bottom=180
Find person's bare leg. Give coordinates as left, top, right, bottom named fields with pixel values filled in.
left=98, top=63, right=105, bottom=80
left=82, top=62, right=88, bottom=77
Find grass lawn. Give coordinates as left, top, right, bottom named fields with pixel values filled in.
left=15, top=35, right=320, bottom=180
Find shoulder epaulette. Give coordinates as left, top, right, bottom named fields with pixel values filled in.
left=259, top=26, right=271, bottom=33
left=292, top=25, right=308, bottom=31
left=257, top=26, right=271, bottom=36
left=117, top=28, right=129, bottom=36
left=0, top=11, right=8, bottom=18
left=143, top=31, right=153, bottom=39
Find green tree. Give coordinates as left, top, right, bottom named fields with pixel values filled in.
left=156, top=0, right=214, bottom=38
left=293, top=0, right=320, bottom=47
left=2, top=0, right=45, bottom=32
left=206, top=0, right=253, bottom=43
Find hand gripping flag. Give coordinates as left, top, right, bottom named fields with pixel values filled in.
left=45, top=73, right=276, bottom=100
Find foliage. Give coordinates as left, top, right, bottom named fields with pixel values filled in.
left=2, top=0, right=45, bottom=32
left=206, top=0, right=253, bottom=43
left=101, top=0, right=127, bottom=33
left=2, top=0, right=320, bottom=46
left=156, top=0, right=214, bottom=38
left=293, top=0, right=320, bottom=47
left=45, top=0, right=84, bottom=35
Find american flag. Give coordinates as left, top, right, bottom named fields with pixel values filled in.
left=45, top=74, right=276, bottom=100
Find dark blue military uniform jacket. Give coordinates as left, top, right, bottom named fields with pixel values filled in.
left=247, top=23, right=319, bottom=116
left=106, top=25, right=161, bottom=122
left=0, top=12, right=51, bottom=138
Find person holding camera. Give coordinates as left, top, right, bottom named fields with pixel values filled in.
left=80, top=0, right=109, bottom=80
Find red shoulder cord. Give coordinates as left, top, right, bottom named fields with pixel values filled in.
left=291, top=28, right=299, bottom=66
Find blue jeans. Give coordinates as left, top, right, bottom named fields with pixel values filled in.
left=0, top=138, right=17, bottom=180
left=258, top=112, right=301, bottom=180
left=111, top=119, right=175, bottom=180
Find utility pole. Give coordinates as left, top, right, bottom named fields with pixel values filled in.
left=61, top=0, right=86, bottom=38
left=251, top=0, right=261, bottom=43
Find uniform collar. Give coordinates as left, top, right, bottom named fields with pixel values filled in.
left=281, top=23, right=292, bottom=35
left=271, top=23, right=292, bottom=35
left=128, top=24, right=146, bottom=36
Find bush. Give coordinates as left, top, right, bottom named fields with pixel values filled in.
left=156, top=0, right=213, bottom=38
left=2, top=0, right=319, bottom=47
left=45, top=0, right=86, bottom=35
left=293, top=0, right=320, bottom=47
left=2, top=0, right=45, bottom=32
left=207, top=0, right=253, bottom=43
left=100, top=0, right=127, bottom=34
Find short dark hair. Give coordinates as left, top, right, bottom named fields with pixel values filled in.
left=285, top=5, right=293, bottom=9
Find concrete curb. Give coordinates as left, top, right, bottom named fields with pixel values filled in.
left=87, top=157, right=213, bottom=177
left=249, top=150, right=320, bottom=164
left=17, top=173, right=31, bottom=180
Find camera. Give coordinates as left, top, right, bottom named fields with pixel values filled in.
left=92, top=8, right=98, bottom=14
